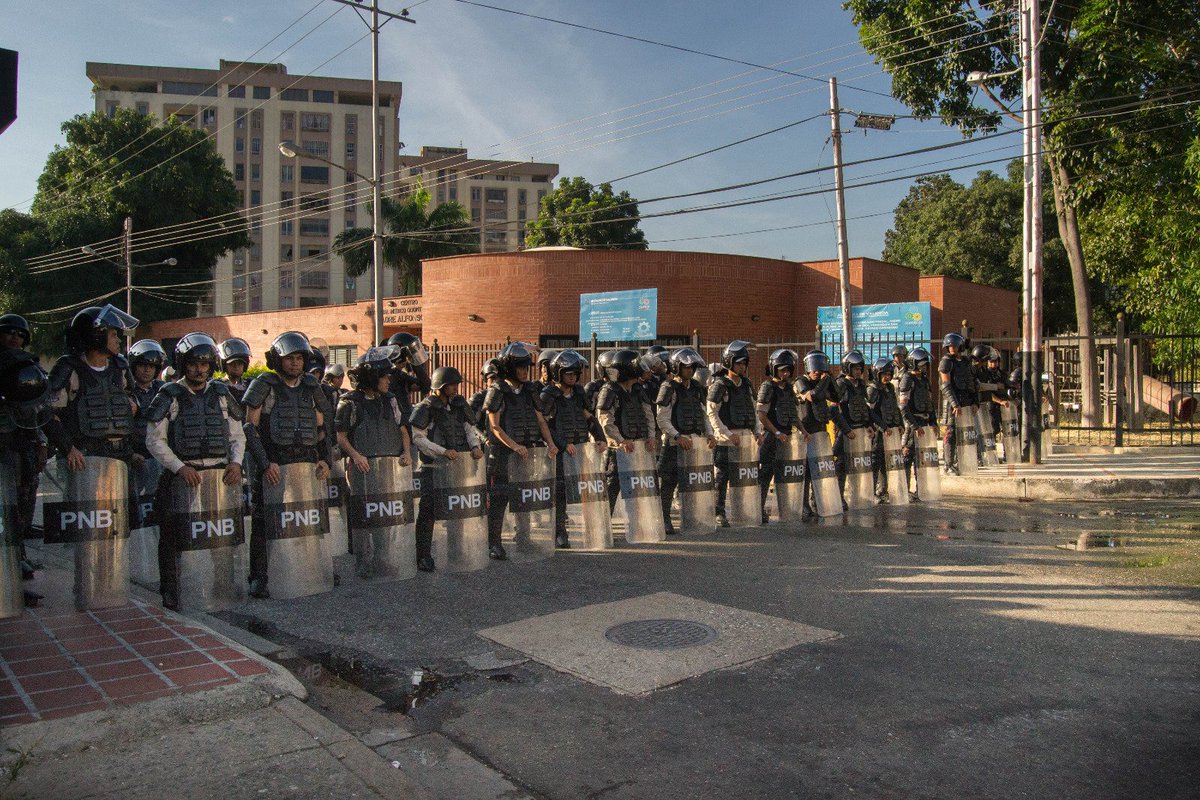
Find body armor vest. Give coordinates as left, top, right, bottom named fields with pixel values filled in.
left=61, top=356, right=133, bottom=441
left=838, top=377, right=872, bottom=428
left=872, top=382, right=904, bottom=428
left=899, top=373, right=934, bottom=418
left=608, top=384, right=650, bottom=440
left=940, top=356, right=978, bottom=407
left=469, top=390, right=488, bottom=433
left=344, top=391, right=404, bottom=457
left=264, top=378, right=320, bottom=456
left=762, top=380, right=798, bottom=433
left=218, top=378, right=248, bottom=403
left=713, top=376, right=756, bottom=430
left=543, top=386, right=590, bottom=445
left=419, top=396, right=472, bottom=454
left=498, top=382, right=542, bottom=446
left=796, top=375, right=835, bottom=432
left=166, top=384, right=230, bottom=463
left=664, top=380, right=706, bottom=436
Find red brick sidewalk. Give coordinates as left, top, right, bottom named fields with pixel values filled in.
left=0, top=602, right=269, bottom=727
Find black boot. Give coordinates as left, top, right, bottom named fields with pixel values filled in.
left=23, top=589, right=42, bottom=608
left=417, top=556, right=436, bottom=572
left=554, top=531, right=571, bottom=548
left=161, top=589, right=180, bottom=612
left=489, top=544, right=508, bottom=561
left=248, top=576, right=270, bottom=599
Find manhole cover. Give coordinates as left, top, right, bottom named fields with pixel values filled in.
left=604, top=619, right=719, bottom=650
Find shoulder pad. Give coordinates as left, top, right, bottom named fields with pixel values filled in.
left=207, top=379, right=229, bottom=397
left=756, top=381, right=775, bottom=403
left=450, top=394, right=470, bottom=411
left=596, top=384, right=618, bottom=411
left=706, top=380, right=727, bottom=404
left=113, top=354, right=129, bottom=370
left=409, top=399, right=432, bottom=429
left=655, top=380, right=675, bottom=406
left=299, top=373, right=321, bottom=389
left=483, top=385, right=505, bottom=413
left=241, top=375, right=274, bottom=408
left=47, top=357, right=79, bottom=393
left=144, top=383, right=184, bottom=423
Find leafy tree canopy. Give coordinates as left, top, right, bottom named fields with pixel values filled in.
left=525, top=177, right=647, bottom=250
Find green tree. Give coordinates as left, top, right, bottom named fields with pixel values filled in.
left=0, top=210, right=49, bottom=319
left=525, top=177, right=647, bottom=250
left=843, top=0, right=1200, bottom=425
left=333, top=182, right=477, bottom=296
left=883, top=160, right=1078, bottom=334
left=27, top=109, right=248, bottom=344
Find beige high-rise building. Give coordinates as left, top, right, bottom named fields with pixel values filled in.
left=395, top=147, right=558, bottom=253
left=86, top=60, right=403, bottom=315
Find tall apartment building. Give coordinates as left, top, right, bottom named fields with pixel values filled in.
left=86, top=60, right=403, bottom=315
left=395, top=147, right=558, bottom=253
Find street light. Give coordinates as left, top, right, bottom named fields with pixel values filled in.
left=279, top=140, right=385, bottom=344
left=80, top=242, right=177, bottom=343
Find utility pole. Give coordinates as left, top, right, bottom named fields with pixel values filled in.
left=123, top=216, right=134, bottom=346
left=1020, top=0, right=1044, bottom=463
left=828, top=78, right=853, bottom=353
left=331, top=0, right=414, bottom=345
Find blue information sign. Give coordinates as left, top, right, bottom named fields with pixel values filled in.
left=580, top=288, right=658, bottom=341
left=817, top=301, right=931, bottom=361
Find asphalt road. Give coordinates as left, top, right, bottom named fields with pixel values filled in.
left=223, top=498, right=1200, bottom=800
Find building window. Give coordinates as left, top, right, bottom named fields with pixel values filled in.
left=235, top=137, right=245, bottom=154
left=202, top=108, right=217, bottom=126
left=281, top=164, right=294, bottom=183
left=251, top=137, right=261, bottom=155
left=345, top=142, right=356, bottom=160
left=437, top=189, right=445, bottom=204
left=228, top=84, right=246, bottom=98
left=300, top=219, right=330, bottom=237
left=279, top=296, right=294, bottom=309
left=302, top=246, right=326, bottom=259
left=312, top=89, right=334, bottom=103
left=281, top=245, right=294, bottom=261
left=281, top=112, right=294, bottom=131
left=280, top=270, right=293, bottom=289
left=282, top=88, right=308, bottom=102
left=105, top=101, right=119, bottom=117
left=449, top=187, right=457, bottom=202
left=470, top=187, right=481, bottom=203
left=485, top=231, right=507, bottom=244
left=343, top=276, right=356, bottom=291
left=518, top=189, right=527, bottom=205
left=253, top=86, right=271, bottom=100
left=301, top=140, right=329, bottom=158
left=301, top=113, right=330, bottom=131
left=251, top=110, right=262, bottom=129
left=346, top=191, right=357, bottom=205
left=345, top=115, right=357, bottom=135
left=409, top=167, right=422, bottom=177
left=250, top=163, right=261, bottom=181
left=486, top=188, right=507, bottom=204
left=485, top=207, right=506, bottom=221
left=161, top=81, right=217, bottom=97
left=281, top=220, right=293, bottom=236
left=234, top=163, right=245, bottom=181
left=470, top=208, right=480, bottom=222
left=537, top=190, right=546, bottom=203
left=235, top=110, right=246, bottom=129
left=518, top=209, right=526, bottom=221
left=300, top=271, right=329, bottom=289
left=299, top=193, right=329, bottom=212
left=345, top=216, right=356, bottom=229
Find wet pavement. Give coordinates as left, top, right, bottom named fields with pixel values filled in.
left=219, top=496, right=1200, bottom=800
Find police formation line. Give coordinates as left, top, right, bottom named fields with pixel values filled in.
left=0, top=305, right=1022, bottom=619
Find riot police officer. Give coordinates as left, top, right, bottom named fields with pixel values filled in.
left=834, top=350, right=873, bottom=503
left=939, top=332, right=978, bottom=475
left=324, top=363, right=347, bottom=394
left=655, top=347, right=713, bottom=535
left=898, top=346, right=937, bottom=498
left=584, top=351, right=617, bottom=442
left=0, top=315, right=47, bottom=580
left=867, top=357, right=904, bottom=501
left=757, top=349, right=800, bottom=523
left=217, top=337, right=253, bottom=402
left=641, top=346, right=670, bottom=399
left=410, top=366, right=484, bottom=571
left=596, top=349, right=656, bottom=513
left=240, top=332, right=334, bottom=598
left=470, top=358, right=500, bottom=439
left=795, top=350, right=844, bottom=518
left=144, top=334, right=245, bottom=610
left=385, top=332, right=433, bottom=397
left=533, top=348, right=559, bottom=395
left=540, top=349, right=592, bottom=548
left=484, top=341, right=557, bottom=560
left=891, top=344, right=910, bottom=386
left=336, top=348, right=414, bottom=506
left=128, top=339, right=167, bottom=510
left=706, top=340, right=760, bottom=527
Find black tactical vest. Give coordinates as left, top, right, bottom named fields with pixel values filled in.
left=599, top=383, right=650, bottom=440
left=761, top=380, right=799, bottom=433
left=940, top=356, right=978, bottom=406
left=542, top=386, right=590, bottom=445
left=495, top=381, right=542, bottom=447
left=217, top=378, right=248, bottom=403
left=662, top=379, right=705, bottom=436
left=343, top=391, right=404, bottom=458
left=264, top=378, right=319, bottom=451
left=57, top=356, right=133, bottom=442
left=413, top=395, right=471, bottom=457
left=469, top=390, right=488, bottom=434
left=165, top=383, right=230, bottom=462
left=838, top=377, right=872, bottom=428
left=796, top=374, right=835, bottom=432
left=711, top=375, right=756, bottom=430
left=871, top=382, right=904, bottom=429
left=899, top=372, right=934, bottom=418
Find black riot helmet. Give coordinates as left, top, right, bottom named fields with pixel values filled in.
left=385, top=332, right=430, bottom=366
left=669, top=347, right=705, bottom=376
left=971, top=343, right=990, bottom=361
left=67, top=304, right=139, bottom=354
left=265, top=331, right=313, bottom=371
left=841, top=350, right=866, bottom=373
left=911, top=347, right=931, bottom=368
left=0, top=350, right=51, bottom=429
left=536, top=348, right=560, bottom=367
left=549, top=349, right=587, bottom=382
left=497, top=341, right=536, bottom=379
left=638, top=353, right=661, bottom=376
left=596, top=350, right=618, bottom=378
left=987, top=347, right=1002, bottom=364
left=942, top=332, right=966, bottom=351
left=1009, top=367, right=1022, bottom=386
left=721, top=339, right=752, bottom=369
left=480, top=358, right=501, bottom=381
left=873, top=357, right=894, bottom=377
left=174, top=332, right=219, bottom=369
left=431, top=366, right=463, bottom=391
left=349, top=346, right=397, bottom=390
left=709, top=362, right=727, bottom=380
left=605, top=349, right=643, bottom=383
left=695, top=364, right=712, bottom=385
left=647, top=344, right=671, bottom=370
left=128, top=339, right=167, bottom=370
left=891, top=344, right=908, bottom=360
left=803, top=350, right=830, bottom=374
left=306, top=348, right=326, bottom=377
left=767, top=348, right=798, bottom=378
left=0, top=314, right=31, bottom=347
left=218, top=337, right=252, bottom=371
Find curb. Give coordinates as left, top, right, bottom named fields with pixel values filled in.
left=940, top=473, right=1200, bottom=500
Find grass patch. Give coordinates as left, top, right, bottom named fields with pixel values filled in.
left=1120, top=554, right=1171, bottom=568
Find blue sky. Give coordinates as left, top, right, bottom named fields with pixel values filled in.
left=0, top=0, right=1024, bottom=261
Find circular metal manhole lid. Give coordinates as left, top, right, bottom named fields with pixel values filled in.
left=604, top=619, right=719, bottom=650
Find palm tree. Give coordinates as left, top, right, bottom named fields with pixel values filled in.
left=333, top=182, right=478, bottom=295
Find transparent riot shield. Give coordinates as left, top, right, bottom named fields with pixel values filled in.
left=955, top=410, right=979, bottom=477
left=615, top=445, right=665, bottom=544
left=915, top=426, right=942, bottom=501
left=127, top=490, right=159, bottom=588
left=503, top=446, right=556, bottom=562
left=43, top=456, right=130, bottom=611
left=806, top=433, right=842, bottom=517
left=347, top=456, right=416, bottom=581
left=561, top=442, right=612, bottom=551
left=0, top=455, right=22, bottom=619
left=881, top=428, right=910, bottom=506
left=772, top=432, right=809, bottom=522
left=844, top=432, right=876, bottom=510
left=430, top=454, right=489, bottom=572
left=325, top=462, right=350, bottom=558
left=725, top=434, right=761, bottom=526
left=168, top=468, right=246, bottom=612
left=976, top=403, right=999, bottom=467
left=261, top=462, right=334, bottom=600
left=999, top=401, right=1019, bottom=462
left=677, top=435, right=717, bottom=534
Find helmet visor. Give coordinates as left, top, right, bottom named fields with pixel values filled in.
left=93, top=304, right=140, bottom=332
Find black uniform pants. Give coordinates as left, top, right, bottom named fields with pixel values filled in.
left=16, top=445, right=42, bottom=543
left=656, top=443, right=679, bottom=528
left=488, top=446, right=539, bottom=547
left=553, top=450, right=571, bottom=536
left=833, top=427, right=870, bottom=495
left=156, top=465, right=227, bottom=595
left=249, top=458, right=317, bottom=581
left=414, top=467, right=439, bottom=560
left=713, top=444, right=730, bottom=515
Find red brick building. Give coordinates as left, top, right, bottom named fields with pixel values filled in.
left=143, top=251, right=1018, bottom=365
